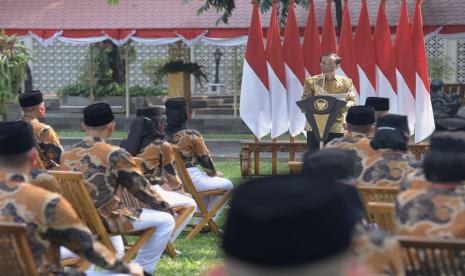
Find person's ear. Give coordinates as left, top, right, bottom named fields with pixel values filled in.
left=80, top=122, right=86, bottom=131
left=28, top=149, right=38, bottom=170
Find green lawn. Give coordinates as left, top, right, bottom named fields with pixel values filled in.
left=56, top=131, right=306, bottom=141
left=153, top=160, right=289, bottom=276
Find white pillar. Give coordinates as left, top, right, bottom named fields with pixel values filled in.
left=125, top=45, right=130, bottom=118
left=445, top=39, right=458, bottom=83
left=190, top=45, right=196, bottom=97
left=233, top=46, right=238, bottom=118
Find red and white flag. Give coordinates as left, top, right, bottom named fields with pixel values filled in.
left=412, top=0, right=435, bottom=142
left=302, top=0, right=321, bottom=77
left=321, top=0, right=337, bottom=54
left=394, top=0, right=416, bottom=134
left=374, top=0, right=397, bottom=113
left=239, top=3, right=271, bottom=139
left=337, top=0, right=359, bottom=102
left=284, top=0, right=306, bottom=137
left=354, top=0, right=376, bottom=104
left=266, top=3, right=288, bottom=138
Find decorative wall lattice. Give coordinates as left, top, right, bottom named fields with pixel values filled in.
left=129, top=42, right=169, bottom=89
left=31, top=41, right=245, bottom=95
left=194, top=44, right=245, bottom=95
left=457, top=41, right=465, bottom=83
left=30, top=37, right=459, bottom=94
left=31, top=40, right=88, bottom=93
left=426, top=35, right=445, bottom=60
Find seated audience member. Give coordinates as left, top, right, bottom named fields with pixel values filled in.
left=397, top=132, right=465, bottom=239
left=122, top=107, right=196, bottom=241
left=400, top=116, right=465, bottom=191
left=165, top=98, right=232, bottom=223
left=220, top=173, right=359, bottom=276
left=19, top=90, right=62, bottom=169
left=0, top=121, right=143, bottom=275
left=60, top=103, right=175, bottom=274
left=326, top=105, right=376, bottom=177
left=364, top=97, right=390, bottom=121
left=303, top=149, right=404, bottom=275
left=357, top=115, right=416, bottom=187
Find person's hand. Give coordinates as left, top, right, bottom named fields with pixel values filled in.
left=128, top=263, right=144, bottom=276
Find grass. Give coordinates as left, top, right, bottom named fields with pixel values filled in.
left=56, top=131, right=306, bottom=141
left=152, top=160, right=289, bottom=276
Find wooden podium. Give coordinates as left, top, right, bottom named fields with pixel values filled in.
left=167, top=72, right=191, bottom=101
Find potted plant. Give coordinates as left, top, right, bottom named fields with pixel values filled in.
left=143, top=59, right=207, bottom=100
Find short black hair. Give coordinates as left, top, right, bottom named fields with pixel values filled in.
left=320, top=52, right=341, bottom=64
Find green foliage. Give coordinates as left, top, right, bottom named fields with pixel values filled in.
left=0, top=30, right=31, bottom=113
left=197, top=0, right=310, bottom=25
left=141, top=58, right=169, bottom=86
left=142, top=59, right=208, bottom=86
left=428, top=56, right=455, bottom=82
left=57, top=83, right=167, bottom=98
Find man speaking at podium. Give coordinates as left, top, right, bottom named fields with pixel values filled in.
left=302, top=53, right=356, bottom=152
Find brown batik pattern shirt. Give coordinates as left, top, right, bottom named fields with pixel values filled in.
left=167, top=129, right=216, bottom=175
left=326, top=132, right=376, bottom=178
left=397, top=184, right=465, bottom=238
left=0, top=172, right=131, bottom=275
left=302, top=74, right=357, bottom=133
left=23, top=116, right=62, bottom=170
left=351, top=223, right=404, bottom=275
left=61, top=136, right=170, bottom=233
left=137, top=139, right=183, bottom=190
left=356, top=149, right=416, bottom=187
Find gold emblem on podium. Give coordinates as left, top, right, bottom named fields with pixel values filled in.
left=314, top=99, right=329, bottom=111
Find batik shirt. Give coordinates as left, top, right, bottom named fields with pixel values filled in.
left=302, top=74, right=357, bottom=133
left=326, top=132, right=376, bottom=178
left=167, top=129, right=216, bottom=175
left=356, top=149, right=416, bottom=187
left=0, top=172, right=131, bottom=275
left=61, top=136, right=170, bottom=233
left=23, top=116, right=62, bottom=170
left=397, top=184, right=465, bottom=238
left=30, top=169, right=60, bottom=193
left=400, top=169, right=430, bottom=192
left=351, top=223, right=404, bottom=275
left=137, top=139, right=183, bottom=191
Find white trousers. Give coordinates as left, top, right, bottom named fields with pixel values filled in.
left=130, top=208, right=175, bottom=274
left=186, top=167, right=233, bottom=222
left=152, top=185, right=196, bottom=241
left=61, top=209, right=173, bottom=274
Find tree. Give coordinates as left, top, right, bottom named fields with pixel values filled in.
left=0, top=30, right=31, bottom=120
left=108, top=0, right=311, bottom=25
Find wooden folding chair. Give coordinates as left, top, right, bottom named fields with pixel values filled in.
left=119, top=187, right=195, bottom=258
left=0, top=222, right=38, bottom=276
left=50, top=171, right=155, bottom=264
left=398, top=235, right=465, bottom=275
left=172, top=146, right=231, bottom=240
left=366, top=202, right=396, bottom=233
left=357, top=185, right=399, bottom=220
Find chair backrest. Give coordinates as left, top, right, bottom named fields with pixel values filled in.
left=119, top=187, right=143, bottom=209
left=358, top=185, right=400, bottom=206
left=171, top=146, right=204, bottom=206
left=49, top=171, right=115, bottom=253
left=366, top=202, right=396, bottom=233
left=0, top=222, right=38, bottom=276
left=398, top=235, right=465, bottom=275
